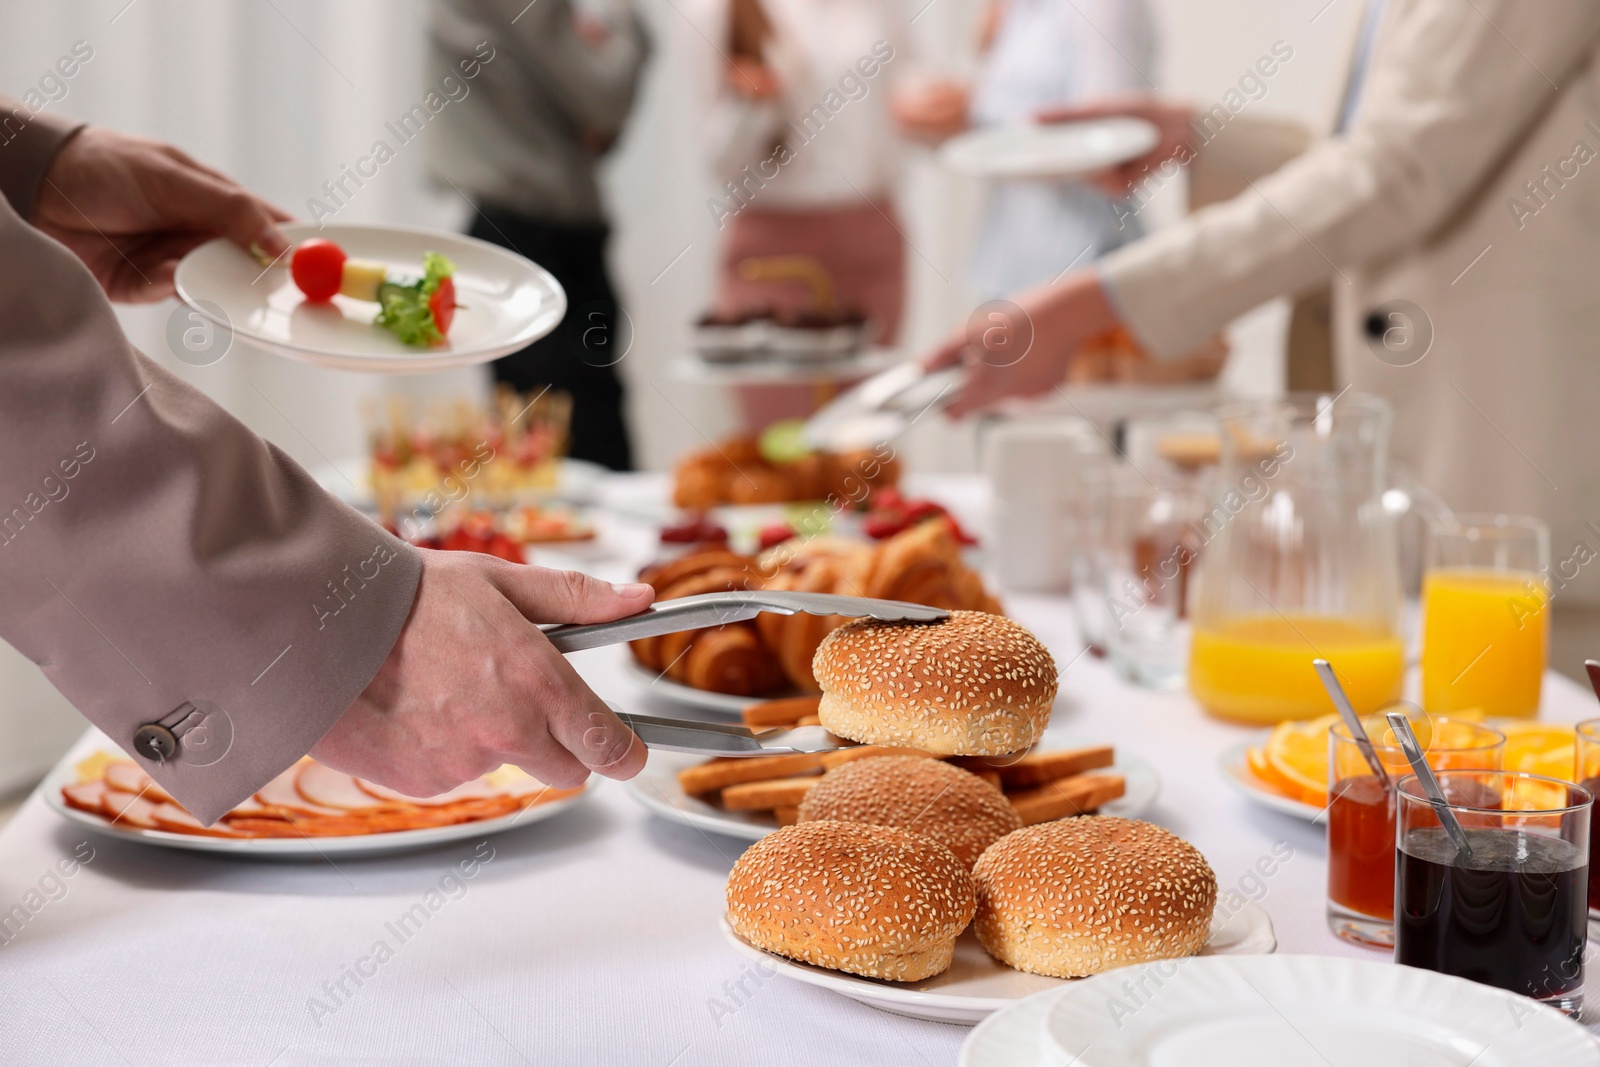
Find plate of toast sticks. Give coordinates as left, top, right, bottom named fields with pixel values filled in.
left=625, top=696, right=1158, bottom=840
left=47, top=749, right=586, bottom=858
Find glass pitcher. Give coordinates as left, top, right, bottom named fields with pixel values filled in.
left=1187, top=393, right=1404, bottom=723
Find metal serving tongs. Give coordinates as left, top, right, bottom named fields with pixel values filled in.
left=610, top=708, right=852, bottom=757
left=547, top=592, right=949, bottom=757
left=541, top=590, right=949, bottom=654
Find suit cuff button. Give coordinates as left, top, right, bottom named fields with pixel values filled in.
left=133, top=723, right=177, bottom=763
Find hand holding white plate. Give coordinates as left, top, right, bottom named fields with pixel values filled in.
left=174, top=222, right=565, bottom=373
left=939, top=118, right=1160, bottom=180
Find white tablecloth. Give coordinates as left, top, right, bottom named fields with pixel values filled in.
left=2, top=474, right=1597, bottom=1065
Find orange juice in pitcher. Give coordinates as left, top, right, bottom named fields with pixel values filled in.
left=1186, top=394, right=1403, bottom=723
left=1190, top=615, right=1404, bottom=724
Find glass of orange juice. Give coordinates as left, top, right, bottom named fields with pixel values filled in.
left=1421, top=514, right=1549, bottom=718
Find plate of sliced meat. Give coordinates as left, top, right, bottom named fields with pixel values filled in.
left=45, top=749, right=587, bottom=858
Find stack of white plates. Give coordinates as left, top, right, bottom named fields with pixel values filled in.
left=960, top=955, right=1599, bottom=1067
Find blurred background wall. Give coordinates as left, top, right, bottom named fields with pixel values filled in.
left=0, top=0, right=1364, bottom=790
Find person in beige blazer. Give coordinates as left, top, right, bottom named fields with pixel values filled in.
left=932, top=0, right=1600, bottom=601
left=0, top=101, right=647, bottom=824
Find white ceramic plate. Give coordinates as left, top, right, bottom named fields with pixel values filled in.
left=629, top=747, right=1163, bottom=842
left=1010, top=955, right=1599, bottom=1067
left=1217, top=736, right=1323, bottom=823
left=723, top=901, right=1275, bottom=1025
left=175, top=222, right=565, bottom=373
left=42, top=759, right=588, bottom=860
left=939, top=118, right=1159, bottom=180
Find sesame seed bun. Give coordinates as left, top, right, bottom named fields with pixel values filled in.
left=725, top=821, right=976, bottom=981
left=811, top=611, right=1057, bottom=756
left=796, top=756, right=1022, bottom=868
left=972, top=818, right=1217, bottom=978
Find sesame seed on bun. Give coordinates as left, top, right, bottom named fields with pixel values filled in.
left=972, top=817, right=1217, bottom=978
left=811, top=611, right=1057, bottom=756
left=725, top=820, right=976, bottom=981
left=797, top=756, right=1022, bottom=868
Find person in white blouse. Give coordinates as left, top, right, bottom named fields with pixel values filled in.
left=898, top=0, right=1159, bottom=298
left=687, top=0, right=911, bottom=428
left=927, top=0, right=1600, bottom=604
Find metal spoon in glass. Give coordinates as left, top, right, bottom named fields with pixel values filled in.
left=1313, top=658, right=1390, bottom=787
left=1385, top=710, right=1475, bottom=862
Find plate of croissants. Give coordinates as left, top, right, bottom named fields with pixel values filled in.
left=670, top=434, right=901, bottom=510
left=624, top=518, right=1003, bottom=712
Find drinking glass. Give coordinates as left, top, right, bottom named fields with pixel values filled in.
left=1101, top=468, right=1207, bottom=690
left=1574, top=718, right=1600, bottom=918
left=1421, top=514, right=1550, bottom=718
left=1326, top=716, right=1504, bottom=948
left=1394, top=770, right=1591, bottom=1017
left=1065, top=454, right=1115, bottom=654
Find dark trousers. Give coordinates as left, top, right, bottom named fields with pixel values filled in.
left=468, top=207, right=634, bottom=471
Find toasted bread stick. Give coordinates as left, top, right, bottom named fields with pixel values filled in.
left=741, top=695, right=823, bottom=728
left=722, top=776, right=819, bottom=811
left=794, top=715, right=822, bottom=727
left=773, top=805, right=800, bottom=826
left=1009, top=773, right=1126, bottom=825
left=676, top=753, right=824, bottom=795
left=956, top=745, right=1115, bottom=789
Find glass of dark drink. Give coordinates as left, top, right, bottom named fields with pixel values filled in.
left=1326, top=717, right=1504, bottom=948
left=1575, top=718, right=1600, bottom=920
left=1394, top=769, right=1592, bottom=1018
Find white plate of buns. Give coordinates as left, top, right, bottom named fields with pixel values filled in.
left=723, top=902, right=1274, bottom=1025
left=720, top=817, right=1273, bottom=1024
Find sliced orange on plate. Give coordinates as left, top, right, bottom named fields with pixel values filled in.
left=1497, top=722, right=1577, bottom=780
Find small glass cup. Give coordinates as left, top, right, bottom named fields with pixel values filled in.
left=1065, top=455, right=1115, bottom=654
left=1574, top=718, right=1600, bottom=919
left=1394, top=770, right=1592, bottom=1018
left=1421, top=514, right=1550, bottom=718
left=1100, top=469, right=1207, bottom=690
left=1326, top=716, right=1504, bottom=948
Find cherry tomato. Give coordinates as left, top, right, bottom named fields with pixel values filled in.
left=428, top=275, right=457, bottom=335
left=757, top=522, right=796, bottom=551
left=290, top=239, right=346, bottom=302
left=863, top=516, right=905, bottom=540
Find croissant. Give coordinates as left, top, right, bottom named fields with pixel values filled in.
left=681, top=624, right=787, bottom=695
left=632, top=553, right=758, bottom=671
left=668, top=436, right=903, bottom=508
left=629, top=517, right=1001, bottom=696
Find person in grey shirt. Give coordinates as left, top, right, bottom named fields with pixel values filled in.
left=428, top=0, right=651, bottom=470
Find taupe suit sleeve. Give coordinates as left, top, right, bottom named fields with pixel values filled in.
left=1100, top=0, right=1600, bottom=357
left=0, top=160, right=421, bottom=824
left=0, top=101, right=83, bottom=219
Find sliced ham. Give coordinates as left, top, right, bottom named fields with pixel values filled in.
left=355, top=776, right=501, bottom=807
left=100, top=789, right=161, bottom=830
left=255, top=760, right=345, bottom=816
left=296, top=762, right=394, bottom=811
left=103, top=761, right=173, bottom=803
left=148, top=802, right=244, bottom=837
left=61, top=781, right=109, bottom=814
